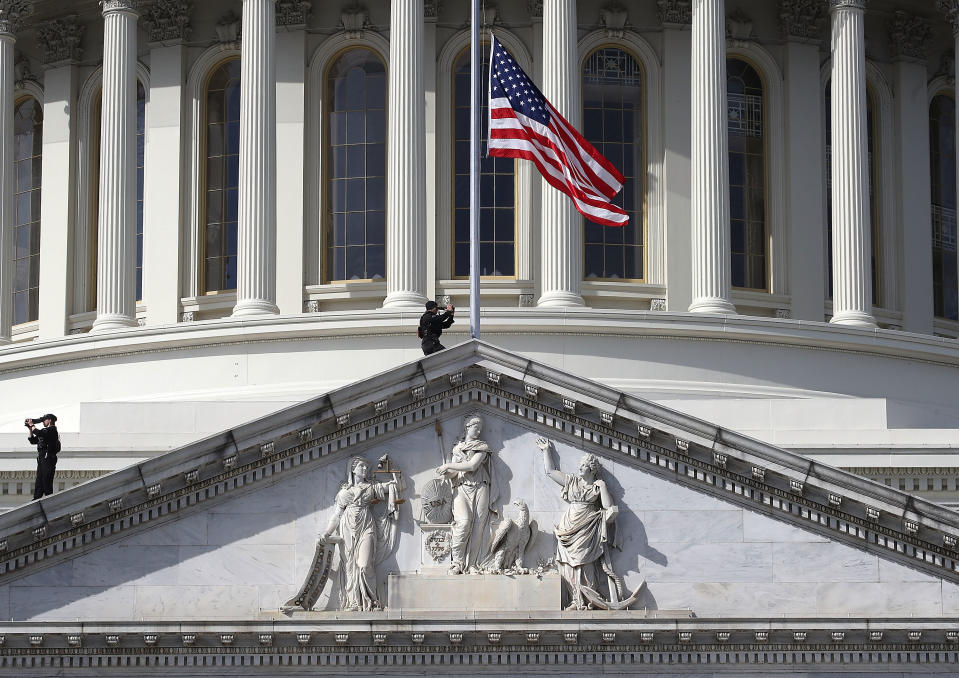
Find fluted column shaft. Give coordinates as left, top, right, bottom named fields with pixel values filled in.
left=537, top=0, right=583, bottom=307
left=688, top=0, right=735, bottom=314
left=382, top=0, right=426, bottom=308
left=828, top=0, right=876, bottom=328
left=233, top=0, right=279, bottom=316
left=0, top=27, right=13, bottom=342
left=92, top=1, right=139, bottom=332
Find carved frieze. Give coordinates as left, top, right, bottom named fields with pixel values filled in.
left=657, top=0, right=691, bottom=26
left=36, top=17, right=84, bottom=64
left=339, top=4, right=368, bottom=38
left=726, top=7, right=753, bottom=42
left=0, top=0, right=32, bottom=36
left=779, top=0, right=826, bottom=42
left=528, top=0, right=542, bottom=19
left=276, top=0, right=311, bottom=27
left=887, top=11, right=931, bottom=62
left=600, top=1, right=628, bottom=39
left=143, top=0, right=192, bottom=44
left=424, top=0, right=442, bottom=19
left=937, top=0, right=959, bottom=36
left=215, top=10, right=240, bottom=44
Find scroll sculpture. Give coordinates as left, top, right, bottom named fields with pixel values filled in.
left=284, top=455, right=403, bottom=611
left=482, top=499, right=537, bottom=574
left=536, top=437, right=644, bottom=610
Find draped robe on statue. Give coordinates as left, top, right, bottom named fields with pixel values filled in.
left=333, top=481, right=397, bottom=610
left=448, top=439, right=497, bottom=572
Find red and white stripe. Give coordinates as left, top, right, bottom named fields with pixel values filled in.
left=488, top=97, right=629, bottom=227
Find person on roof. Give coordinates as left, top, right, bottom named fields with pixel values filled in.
left=419, top=300, right=455, bottom=355
left=26, top=414, right=61, bottom=500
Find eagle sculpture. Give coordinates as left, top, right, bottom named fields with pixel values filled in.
left=484, top=499, right=537, bottom=574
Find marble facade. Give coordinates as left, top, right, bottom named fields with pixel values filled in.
left=0, top=341, right=958, bottom=675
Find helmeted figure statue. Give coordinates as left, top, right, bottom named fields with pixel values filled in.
left=435, top=413, right=498, bottom=574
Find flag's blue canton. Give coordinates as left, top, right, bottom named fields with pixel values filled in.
left=490, top=40, right=550, bottom=126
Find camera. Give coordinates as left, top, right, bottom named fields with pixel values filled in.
left=24, top=418, right=33, bottom=428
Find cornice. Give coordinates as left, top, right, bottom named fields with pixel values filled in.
left=1, top=342, right=958, bottom=585
left=0, top=618, right=957, bottom=665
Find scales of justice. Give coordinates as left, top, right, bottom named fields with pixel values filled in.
left=282, top=414, right=648, bottom=614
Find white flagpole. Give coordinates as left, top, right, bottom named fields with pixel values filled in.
left=468, top=0, right=481, bottom=339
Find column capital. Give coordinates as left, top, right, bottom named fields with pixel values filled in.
left=144, top=0, right=192, bottom=44
left=0, top=1, right=32, bottom=38
left=528, top=0, right=543, bottom=19
left=100, top=0, right=141, bottom=16
left=657, top=0, right=691, bottom=26
left=36, top=16, right=84, bottom=65
left=887, top=10, right=931, bottom=63
left=276, top=0, right=310, bottom=28
left=779, top=0, right=826, bottom=42
left=937, top=1, right=959, bottom=36
left=829, top=0, right=867, bottom=12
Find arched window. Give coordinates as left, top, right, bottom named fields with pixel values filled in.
left=12, top=97, right=42, bottom=325
left=90, top=80, right=147, bottom=304
left=203, top=59, right=241, bottom=293
left=582, top=46, right=644, bottom=281
left=324, top=48, right=387, bottom=282
left=727, top=58, right=767, bottom=291
left=452, top=46, right=515, bottom=278
left=824, top=82, right=879, bottom=305
left=930, top=93, right=957, bottom=320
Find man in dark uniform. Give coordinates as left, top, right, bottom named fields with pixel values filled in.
left=26, top=413, right=60, bottom=500
left=419, top=300, right=455, bottom=355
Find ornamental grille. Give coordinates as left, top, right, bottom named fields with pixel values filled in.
left=727, top=92, right=763, bottom=138
left=583, top=48, right=642, bottom=86
left=933, top=205, right=957, bottom=251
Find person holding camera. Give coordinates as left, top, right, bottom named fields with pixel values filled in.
left=419, top=300, right=455, bottom=355
left=26, top=414, right=60, bottom=500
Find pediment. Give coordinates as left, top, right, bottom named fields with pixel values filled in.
left=1, top=339, right=958, bottom=624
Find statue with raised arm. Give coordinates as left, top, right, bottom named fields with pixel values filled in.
left=536, top=437, right=643, bottom=610
left=314, top=455, right=401, bottom=611
left=435, top=413, right=498, bottom=574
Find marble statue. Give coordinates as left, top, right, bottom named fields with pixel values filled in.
left=536, top=438, right=643, bottom=610
left=435, top=413, right=498, bottom=574
left=316, top=455, right=402, bottom=611
left=483, top=499, right=537, bottom=574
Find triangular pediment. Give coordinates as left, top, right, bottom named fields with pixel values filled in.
left=1, top=339, right=958, bottom=624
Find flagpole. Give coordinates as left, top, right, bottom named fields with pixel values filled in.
left=468, top=0, right=481, bottom=339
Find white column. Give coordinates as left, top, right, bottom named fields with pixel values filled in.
left=782, top=38, right=826, bottom=321
left=537, top=0, right=583, bottom=307
left=0, top=23, right=13, bottom=343
left=828, top=0, right=875, bottom=328
left=661, top=18, right=693, bottom=312
left=233, top=0, right=279, bottom=316
left=275, top=24, right=306, bottom=315
left=143, top=43, right=185, bottom=326
left=383, top=0, right=427, bottom=308
left=92, top=0, right=139, bottom=332
left=689, top=0, right=735, bottom=314
left=941, top=1, right=959, bottom=326
left=423, top=7, right=437, bottom=302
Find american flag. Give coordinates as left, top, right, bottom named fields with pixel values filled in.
left=487, top=36, right=628, bottom=227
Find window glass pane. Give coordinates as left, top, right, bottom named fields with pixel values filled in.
left=11, top=97, right=42, bottom=324
left=727, top=58, right=766, bottom=290
left=203, top=59, right=241, bottom=292
left=452, top=45, right=516, bottom=278
left=582, top=47, right=644, bottom=281
left=325, top=48, right=387, bottom=282
left=931, top=94, right=957, bottom=320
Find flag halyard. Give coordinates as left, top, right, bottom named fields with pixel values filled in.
left=487, top=36, right=629, bottom=227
